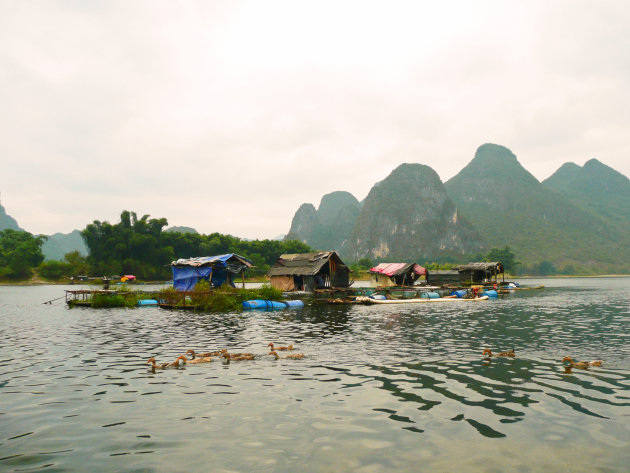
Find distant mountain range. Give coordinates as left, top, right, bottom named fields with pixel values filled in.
left=0, top=204, right=22, bottom=232
left=164, top=226, right=198, bottom=234
left=4, top=143, right=630, bottom=273
left=286, top=143, right=630, bottom=273
left=1, top=205, right=88, bottom=261
left=42, top=230, right=88, bottom=261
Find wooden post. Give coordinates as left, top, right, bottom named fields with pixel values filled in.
left=241, top=269, right=245, bottom=289
left=329, top=259, right=332, bottom=289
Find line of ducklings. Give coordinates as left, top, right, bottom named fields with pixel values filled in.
left=147, top=342, right=304, bottom=371
left=482, top=348, right=603, bottom=371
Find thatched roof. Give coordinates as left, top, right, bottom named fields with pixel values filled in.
left=452, top=262, right=502, bottom=271
left=268, top=251, right=347, bottom=277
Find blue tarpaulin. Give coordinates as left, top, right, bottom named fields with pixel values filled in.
left=171, top=253, right=253, bottom=291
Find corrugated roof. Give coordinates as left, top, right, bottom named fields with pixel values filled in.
left=171, top=253, right=253, bottom=268
left=268, top=251, right=344, bottom=276
left=368, top=262, right=426, bottom=277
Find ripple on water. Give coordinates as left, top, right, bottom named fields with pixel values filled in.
left=0, top=280, right=629, bottom=472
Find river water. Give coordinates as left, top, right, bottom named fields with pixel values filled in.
left=0, top=278, right=629, bottom=472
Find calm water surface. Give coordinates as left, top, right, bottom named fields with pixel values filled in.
left=0, top=278, right=629, bottom=472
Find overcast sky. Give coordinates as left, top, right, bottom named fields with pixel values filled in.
left=1, top=1, right=628, bottom=238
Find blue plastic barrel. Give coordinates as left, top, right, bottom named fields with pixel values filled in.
left=370, top=294, right=387, bottom=300
left=485, top=290, right=498, bottom=298
left=451, top=290, right=467, bottom=298
left=137, top=299, right=158, bottom=306
left=284, top=300, right=304, bottom=308
left=243, top=300, right=289, bottom=309
left=421, top=292, right=440, bottom=299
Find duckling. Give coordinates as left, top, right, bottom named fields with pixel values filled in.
left=482, top=348, right=515, bottom=358
left=221, top=352, right=255, bottom=363
left=269, top=350, right=304, bottom=360
left=228, top=352, right=253, bottom=358
left=186, top=349, right=224, bottom=359
left=285, top=353, right=304, bottom=359
left=268, top=342, right=294, bottom=351
left=147, top=356, right=186, bottom=371
left=147, top=357, right=170, bottom=370
left=179, top=355, right=213, bottom=364
left=562, top=356, right=602, bottom=369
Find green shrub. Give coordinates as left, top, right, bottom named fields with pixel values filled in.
left=39, top=260, right=72, bottom=280
left=91, top=291, right=139, bottom=308
left=158, top=283, right=285, bottom=312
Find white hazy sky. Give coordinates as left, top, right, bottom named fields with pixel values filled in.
left=1, top=1, right=629, bottom=238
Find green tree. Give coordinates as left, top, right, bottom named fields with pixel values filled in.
left=39, top=260, right=72, bottom=280
left=81, top=210, right=171, bottom=279
left=534, top=260, right=556, bottom=276
left=81, top=211, right=313, bottom=281
left=485, top=246, right=520, bottom=274
left=64, top=250, right=90, bottom=275
left=0, top=229, right=46, bottom=279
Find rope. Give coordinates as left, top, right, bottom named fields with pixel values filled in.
left=42, top=295, right=67, bottom=305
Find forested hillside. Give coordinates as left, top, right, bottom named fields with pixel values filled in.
left=543, top=159, right=630, bottom=230
left=0, top=204, right=22, bottom=231
left=346, top=163, right=485, bottom=261
left=445, top=144, right=628, bottom=274
left=285, top=191, right=361, bottom=253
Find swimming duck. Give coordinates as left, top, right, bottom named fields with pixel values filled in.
left=269, top=350, right=304, bottom=360
left=147, top=356, right=186, bottom=371
left=222, top=352, right=255, bottom=363
left=186, top=349, right=224, bottom=359
left=268, top=342, right=294, bottom=351
left=482, top=348, right=515, bottom=358
left=285, top=353, right=304, bottom=359
left=562, top=356, right=602, bottom=369
left=147, top=357, right=170, bottom=370
left=179, top=355, right=213, bottom=364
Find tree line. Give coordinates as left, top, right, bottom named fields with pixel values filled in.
left=0, top=210, right=312, bottom=281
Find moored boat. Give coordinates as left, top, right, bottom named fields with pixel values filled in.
left=355, top=295, right=489, bottom=304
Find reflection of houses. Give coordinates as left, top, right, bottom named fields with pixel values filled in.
left=452, top=262, right=504, bottom=285
left=268, top=252, right=350, bottom=291
left=368, top=263, right=426, bottom=287
left=171, top=253, right=253, bottom=291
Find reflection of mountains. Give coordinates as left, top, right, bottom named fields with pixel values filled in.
left=320, top=358, right=627, bottom=438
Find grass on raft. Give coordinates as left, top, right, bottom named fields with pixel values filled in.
left=158, top=281, right=285, bottom=312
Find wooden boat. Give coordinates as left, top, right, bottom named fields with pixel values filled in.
left=355, top=295, right=489, bottom=304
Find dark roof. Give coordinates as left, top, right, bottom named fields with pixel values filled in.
left=452, top=262, right=502, bottom=271
left=268, top=251, right=346, bottom=277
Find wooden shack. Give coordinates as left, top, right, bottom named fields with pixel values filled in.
left=368, top=262, right=426, bottom=287
left=426, top=269, right=460, bottom=286
left=268, top=251, right=350, bottom=291
left=452, top=262, right=504, bottom=285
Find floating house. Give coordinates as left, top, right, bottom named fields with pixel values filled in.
left=426, top=269, right=460, bottom=286
left=368, top=262, right=426, bottom=287
left=171, top=253, right=253, bottom=291
left=268, top=251, right=350, bottom=291
left=452, top=262, right=504, bottom=285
